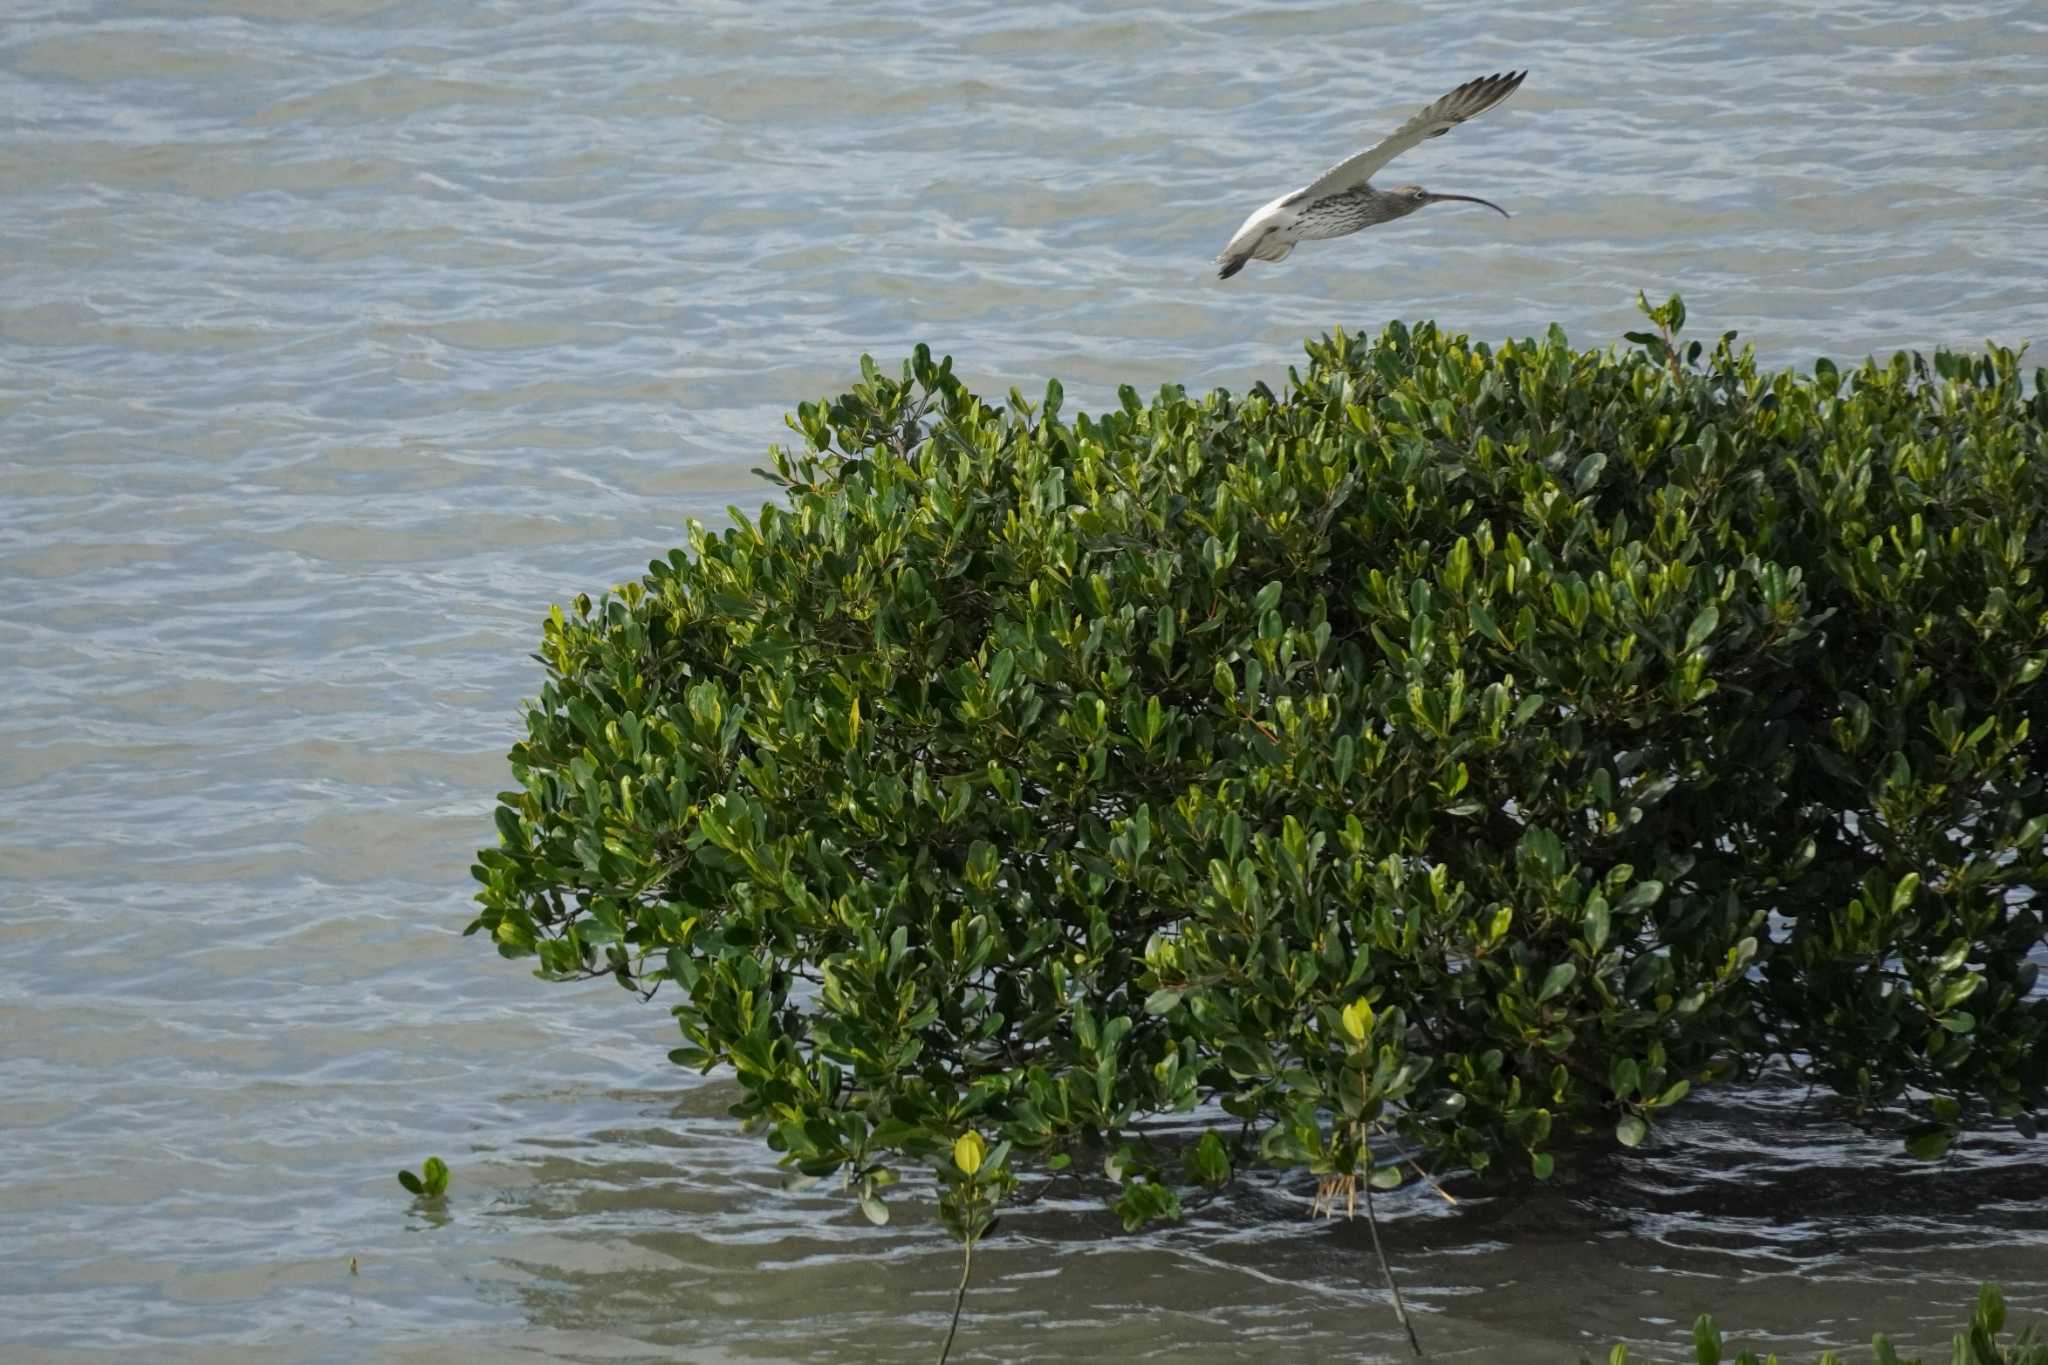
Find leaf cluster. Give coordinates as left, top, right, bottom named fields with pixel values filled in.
left=397, top=1156, right=449, bottom=1199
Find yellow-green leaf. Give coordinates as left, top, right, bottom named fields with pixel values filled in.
left=952, top=1131, right=987, bottom=1176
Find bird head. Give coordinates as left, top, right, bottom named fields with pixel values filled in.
left=1397, top=184, right=1510, bottom=219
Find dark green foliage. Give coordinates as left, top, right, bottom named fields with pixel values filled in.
left=467, top=298, right=2048, bottom=1234
left=397, top=1156, right=449, bottom=1199
left=1591, top=1282, right=2045, bottom=1364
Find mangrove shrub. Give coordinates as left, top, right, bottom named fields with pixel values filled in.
left=469, top=298, right=2048, bottom=1237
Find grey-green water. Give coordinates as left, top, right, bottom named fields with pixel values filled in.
left=3, top=1, right=2046, bottom=1360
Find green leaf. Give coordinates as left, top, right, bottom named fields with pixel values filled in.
left=1683, top=604, right=1719, bottom=654
left=1470, top=601, right=1505, bottom=647
left=1615, top=880, right=1665, bottom=912
left=1966, top=1285, right=1998, bottom=1342
left=1582, top=897, right=1611, bottom=953
left=1572, top=451, right=1607, bottom=493
left=1615, top=1115, right=1649, bottom=1149
left=1974, top=1283, right=2004, bottom=1336
left=1220, top=1043, right=1271, bottom=1078
left=397, top=1170, right=424, bottom=1196
left=1185, top=1130, right=1232, bottom=1186
left=1693, top=1314, right=1722, bottom=1365
left=1530, top=1151, right=1554, bottom=1180
left=1143, top=988, right=1183, bottom=1016
left=1904, top=1127, right=1953, bottom=1161
left=421, top=1156, right=450, bottom=1197
left=859, top=1192, right=891, bottom=1225
left=1536, top=963, right=1578, bottom=1003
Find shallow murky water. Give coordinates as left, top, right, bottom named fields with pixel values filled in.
left=3, top=1, right=2046, bottom=1360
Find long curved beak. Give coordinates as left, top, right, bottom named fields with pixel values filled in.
left=1424, top=191, right=1510, bottom=219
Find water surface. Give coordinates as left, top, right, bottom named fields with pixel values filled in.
left=4, top=1, right=2046, bottom=1360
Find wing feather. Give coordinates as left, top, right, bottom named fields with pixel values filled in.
left=1289, top=70, right=1527, bottom=204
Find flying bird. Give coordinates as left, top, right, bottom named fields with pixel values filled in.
left=1215, top=70, right=1527, bottom=280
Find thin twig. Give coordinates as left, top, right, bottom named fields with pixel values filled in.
left=1364, top=1178, right=1423, bottom=1359
left=1409, top=1161, right=1459, bottom=1206
left=938, top=1234, right=973, bottom=1365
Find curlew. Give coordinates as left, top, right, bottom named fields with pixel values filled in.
left=1215, top=70, right=1527, bottom=280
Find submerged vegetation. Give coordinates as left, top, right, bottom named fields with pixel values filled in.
left=1594, top=1283, right=2045, bottom=1365
left=396, top=1156, right=449, bottom=1200
left=469, top=296, right=2047, bottom=1347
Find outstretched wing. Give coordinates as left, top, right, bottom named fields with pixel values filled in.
left=1290, top=70, right=1526, bottom=204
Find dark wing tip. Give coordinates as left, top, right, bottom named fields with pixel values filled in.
left=1466, top=69, right=1529, bottom=104
left=1217, top=256, right=1246, bottom=280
